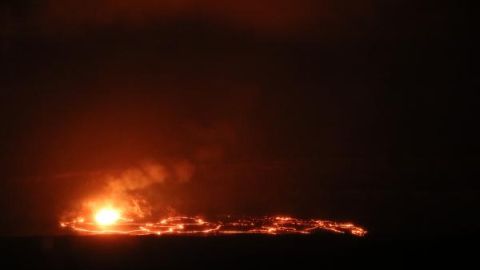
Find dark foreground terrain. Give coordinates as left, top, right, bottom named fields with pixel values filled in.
left=0, top=234, right=475, bottom=269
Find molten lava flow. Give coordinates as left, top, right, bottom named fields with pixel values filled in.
left=60, top=215, right=367, bottom=237
left=60, top=163, right=367, bottom=237
left=95, top=208, right=121, bottom=226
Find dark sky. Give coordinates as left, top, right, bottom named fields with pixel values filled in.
left=0, top=1, right=476, bottom=236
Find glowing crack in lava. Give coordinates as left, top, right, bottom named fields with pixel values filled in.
left=60, top=208, right=367, bottom=237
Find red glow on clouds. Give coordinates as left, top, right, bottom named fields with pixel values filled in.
left=36, top=0, right=375, bottom=34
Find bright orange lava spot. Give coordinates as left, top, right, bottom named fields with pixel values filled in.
left=94, top=208, right=120, bottom=226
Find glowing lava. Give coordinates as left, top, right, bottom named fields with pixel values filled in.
left=94, top=208, right=120, bottom=226
left=60, top=215, right=367, bottom=237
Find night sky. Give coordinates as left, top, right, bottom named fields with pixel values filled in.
left=0, top=1, right=475, bottom=236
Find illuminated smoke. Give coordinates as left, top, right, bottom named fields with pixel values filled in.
left=105, top=160, right=194, bottom=192
left=106, top=162, right=168, bottom=194
left=63, top=160, right=195, bottom=221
